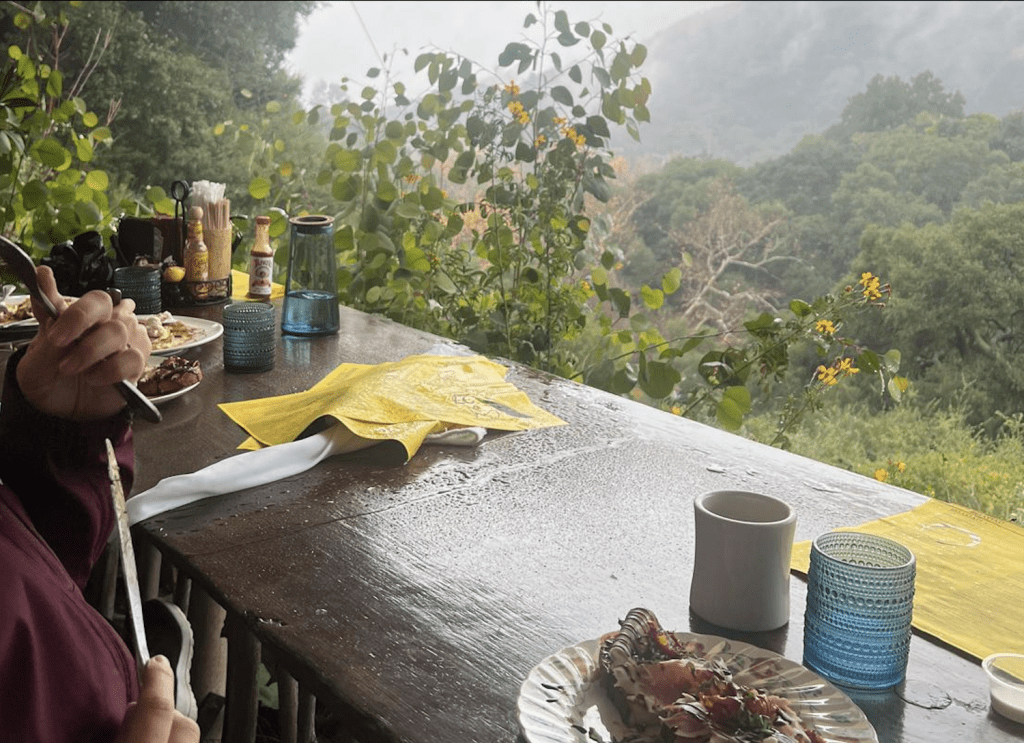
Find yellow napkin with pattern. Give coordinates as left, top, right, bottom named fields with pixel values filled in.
left=791, top=499, right=1024, bottom=661
left=230, top=269, right=285, bottom=299
left=218, top=354, right=566, bottom=459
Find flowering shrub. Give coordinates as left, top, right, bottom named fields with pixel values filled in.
left=219, top=3, right=903, bottom=440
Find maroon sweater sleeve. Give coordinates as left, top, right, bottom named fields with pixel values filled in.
left=0, top=350, right=138, bottom=742
left=0, top=349, right=135, bottom=588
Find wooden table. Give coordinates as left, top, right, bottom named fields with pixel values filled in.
left=10, top=300, right=1018, bottom=743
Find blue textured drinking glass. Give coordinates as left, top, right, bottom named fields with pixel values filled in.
left=222, top=302, right=276, bottom=373
left=281, top=215, right=339, bottom=336
left=113, top=266, right=162, bottom=315
left=803, top=531, right=916, bottom=690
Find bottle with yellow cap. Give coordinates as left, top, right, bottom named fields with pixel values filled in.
left=184, top=205, right=209, bottom=300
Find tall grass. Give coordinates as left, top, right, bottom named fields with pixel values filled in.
left=746, top=400, right=1024, bottom=522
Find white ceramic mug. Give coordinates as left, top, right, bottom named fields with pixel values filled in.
left=689, top=490, right=797, bottom=632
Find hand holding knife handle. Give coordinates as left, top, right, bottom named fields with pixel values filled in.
left=0, top=236, right=162, bottom=423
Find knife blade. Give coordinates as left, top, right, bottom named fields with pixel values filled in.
left=0, top=236, right=162, bottom=423
left=106, top=437, right=150, bottom=674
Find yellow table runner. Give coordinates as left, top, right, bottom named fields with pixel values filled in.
left=219, top=354, right=567, bottom=459
left=230, top=269, right=285, bottom=300
left=791, top=499, right=1024, bottom=660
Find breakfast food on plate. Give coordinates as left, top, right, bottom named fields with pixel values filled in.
left=599, top=608, right=826, bottom=743
left=138, top=356, right=202, bottom=397
left=0, top=296, right=33, bottom=323
left=0, top=295, right=78, bottom=324
left=142, top=311, right=201, bottom=351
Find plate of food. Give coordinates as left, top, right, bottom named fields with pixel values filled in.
left=140, top=312, right=223, bottom=355
left=0, top=294, right=34, bottom=325
left=138, top=356, right=203, bottom=405
left=518, top=607, right=876, bottom=743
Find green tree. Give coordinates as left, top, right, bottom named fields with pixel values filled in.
left=0, top=1, right=317, bottom=192
left=857, top=203, right=1024, bottom=428
left=827, top=70, right=966, bottom=141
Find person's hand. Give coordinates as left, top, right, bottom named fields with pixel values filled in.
left=16, top=265, right=152, bottom=420
left=115, top=656, right=199, bottom=743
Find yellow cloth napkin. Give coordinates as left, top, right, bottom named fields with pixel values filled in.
left=791, top=499, right=1024, bottom=661
left=218, top=354, right=567, bottom=459
left=230, top=269, right=285, bottom=299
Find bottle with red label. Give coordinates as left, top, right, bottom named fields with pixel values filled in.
left=247, top=215, right=274, bottom=300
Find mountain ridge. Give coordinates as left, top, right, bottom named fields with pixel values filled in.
left=618, top=0, right=1024, bottom=165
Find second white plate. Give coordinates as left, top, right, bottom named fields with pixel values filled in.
left=518, top=632, right=878, bottom=743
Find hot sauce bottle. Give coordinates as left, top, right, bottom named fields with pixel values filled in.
left=247, top=215, right=274, bottom=300
left=184, top=205, right=209, bottom=300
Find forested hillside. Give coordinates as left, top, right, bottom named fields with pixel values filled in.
left=623, top=0, right=1024, bottom=165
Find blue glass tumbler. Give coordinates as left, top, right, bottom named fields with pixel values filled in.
left=113, top=266, right=162, bottom=315
left=222, top=302, right=276, bottom=373
left=281, top=215, right=339, bottom=336
left=803, top=531, right=916, bottom=690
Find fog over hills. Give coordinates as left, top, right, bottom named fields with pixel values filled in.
left=618, top=0, right=1024, bottom=166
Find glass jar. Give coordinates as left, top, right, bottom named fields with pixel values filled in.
left=281, top=215, right=339, bottom=336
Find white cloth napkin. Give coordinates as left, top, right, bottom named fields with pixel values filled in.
left=126, top=424, right=485, bottom=526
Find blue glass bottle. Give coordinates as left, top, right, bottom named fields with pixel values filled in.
left=281, top=215, right=339, bottom=336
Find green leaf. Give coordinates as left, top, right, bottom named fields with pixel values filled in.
left=639, top=358, right=680, bottom=399
left=789, top=299, right=813, bottom=317
left=662, top=268, right=681, bottom=294
left=31, top=138, right=70, bottom=169
left=404, top=244, right=430, bottom=271
left=716, top=386, right=751, bottom=431
left=888, top=376, right=909, bottom=402
left=609, top=287, right=631, bottom=317
left=591, top=266, right=608, bottom=286
left=882, top=349, right=902, bottom=374
left=610, top=365, right=637, bottom=394
left=248, top=176, right=271, bottom=200
left=21, top=179, right=47, bottom=209
left=551, top=86, right=574, bottom=106
left=640, top=284, right=664, bottom=309
left=84, top=170, right=108, bottom=190
left=333, top=148, right=362, bottom=171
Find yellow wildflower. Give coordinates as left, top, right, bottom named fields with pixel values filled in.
left=671, top=406, right=682, bottom=416
left=815, top=319, right=835, bottom=335
left=504, top=81, right=520, bottom=96
left=837, top=357, right=860, bottom=375
left=874, top=468, right=889, bottom=482
left=534, top=134, right=546, bottom=148
left=859, top=271, right=882, bottom=301
left=553, top=116, right=567, bottom=125
left=896, top=460, right=906, bottom=473
left=817, top=365, right=839, bottom=386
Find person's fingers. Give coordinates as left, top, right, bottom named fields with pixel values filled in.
left=31, top=266, right=68, bottom=321
left=168, top=712, right=201, bottom=743
left=48, top=288, right=115, bottom=349
left=116, top=655, right=177, bottom=743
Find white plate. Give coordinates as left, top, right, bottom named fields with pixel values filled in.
left=147, top=380, right=200, bottom=405
left=517, top=633, right=878, bottom=743
left=142, top=355, right=202, bottom=404
left=144, top=314, right=223, bottom=355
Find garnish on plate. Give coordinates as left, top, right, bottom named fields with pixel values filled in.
left=138, top=356, right=202, bottom=397
left=599, top=608, right=826, bottom=743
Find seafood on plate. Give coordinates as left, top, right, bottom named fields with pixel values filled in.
left=599, top=608, right=826, bottom=743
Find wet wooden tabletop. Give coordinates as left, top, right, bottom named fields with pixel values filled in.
left=5, top=300, right=1018, bottom=743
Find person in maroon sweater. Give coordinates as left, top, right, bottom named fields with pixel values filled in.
left=0, top=265, right=198, bottom=743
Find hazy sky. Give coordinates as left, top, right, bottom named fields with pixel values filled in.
left=286, top=1, right=732, bottom=102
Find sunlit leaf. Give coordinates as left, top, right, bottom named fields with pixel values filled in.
left=248, top=176, right=271, bottom=200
